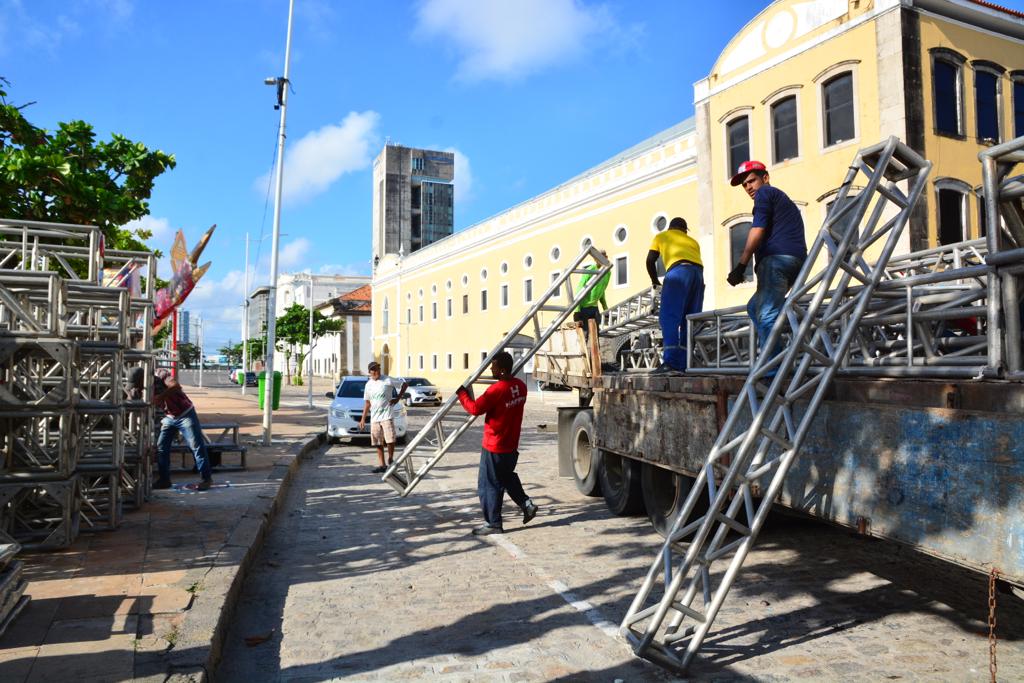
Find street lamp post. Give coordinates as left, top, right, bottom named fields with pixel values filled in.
left=197, top=316, right=204, bottom=388
left=306, top=274, right=314, bottom=409
left=242, top=231, right=274, bottom=396
left=262, top=0, right=295, bottom=446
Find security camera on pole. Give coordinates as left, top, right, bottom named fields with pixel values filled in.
left=261, top=0, right=295, bottom=446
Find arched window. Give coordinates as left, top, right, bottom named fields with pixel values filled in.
left=1013, top=71, right=1024, bottom=138
left=935, top=179, right=971, bottom=246
left=726, top=218, right=754, bottom=283
left=931, top=48, right=966, bottom=137
left=382, top=297, right=389, bottom=335
left=822, top=72, right=855, bottom=146
left=771, top=96, right=799, bottom=163
left=973, top=60, right=1005, bottom=143
left=726, top=116, right=750, bottom=178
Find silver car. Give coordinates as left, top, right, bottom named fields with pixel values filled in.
left=402, top=377, right=442, bottom=407
left=325, top=376, right=408, bottom=444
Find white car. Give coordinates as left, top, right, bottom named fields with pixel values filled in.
left=402, top=377, right=442, bottom=407
left=325, top=376, right=408, bottom=444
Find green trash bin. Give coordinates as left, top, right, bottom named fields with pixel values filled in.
left=258, top=371, right=282, bottom=410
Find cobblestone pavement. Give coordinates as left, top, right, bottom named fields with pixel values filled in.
left=218, top=395, right=1024, bottom=682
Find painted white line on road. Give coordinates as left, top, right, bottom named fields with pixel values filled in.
left=492, top=534, right=620, bottom=640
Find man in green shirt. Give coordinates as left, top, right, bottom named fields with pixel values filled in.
left=573, top=249, right=611, bottom=340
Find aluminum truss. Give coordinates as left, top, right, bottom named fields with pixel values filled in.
left=0, top=478, right=81, bottom=549
left=600, top=286, right=660, bottom=336
left=0, top=338, right=76, bottom=409
left=981, top=135, right=1024, bottom=375
left=620, top=137, right=932, bottom=672
left=0, top=410, right=76, bottom=481
left=0, top=218, right=157, bottom=547
left=0, top=272, right=66, bottom=337
left=383, top=246, right=613, bottom=496
left=687, top=238, right=997, bottom=378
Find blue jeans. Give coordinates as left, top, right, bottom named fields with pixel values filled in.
left=156, top=407, right=212, bottom=481
left=477, top=448, right=528, bottom=529
left=660, top=263, right=705, bottom=370
left=747, top=255, right=804, bottom=363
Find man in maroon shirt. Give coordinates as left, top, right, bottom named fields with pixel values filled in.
left=152, top=368, right=213, bottom=490
left=456, top=350, right=538, bottom=535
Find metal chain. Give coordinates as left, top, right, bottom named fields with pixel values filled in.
left=988, top=568, right=999, bottom=683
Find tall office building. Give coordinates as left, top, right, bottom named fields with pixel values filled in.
left=372, top=145, right=455, bottom=264
left=179, top=310, right=191, bottom=345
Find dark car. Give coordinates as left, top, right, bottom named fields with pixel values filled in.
left=243, top=371, right=258, bottom=387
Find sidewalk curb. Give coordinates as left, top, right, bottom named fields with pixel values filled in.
left=163, top=430, right=326, bottom=683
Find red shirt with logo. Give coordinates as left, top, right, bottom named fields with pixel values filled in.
left=456, top=377, right=527, bottom=453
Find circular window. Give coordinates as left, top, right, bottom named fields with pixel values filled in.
left=418, top=288, right=424, bottom=298
left=614, top=225, right=628, bottom=244
left=500, top=261, right=509, bottom=275
left=431, top=284, right=437, bottom=295
left=523, top=254, right=533, bottom=269
left=445, top=279, right=452, bottom=290
left=461, top=274, right=469, bottom=286
left=480, top=268, right=488, bottom=280
left=652, top=214, right=668, bottom=233
left=581, top=236, right=593, bottom=250
left=406, top=292, right=411, bottom=301
left=550, top=246, right=561, bottom=262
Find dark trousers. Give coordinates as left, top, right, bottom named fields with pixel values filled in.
left=573, top=306, right=600, bottom=340
left=477, top=448, right=528, bottom=529
left=660, top=263, right=705, bottom=370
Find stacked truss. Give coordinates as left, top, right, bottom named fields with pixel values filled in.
left=0, top=219, right=157, bottom=548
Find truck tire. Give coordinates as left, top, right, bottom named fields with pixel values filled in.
left=641, top=464, right=700, bottom=538
left=570, top=410, right=602, bottom=497
left=599, top=451, right=645, bottom=516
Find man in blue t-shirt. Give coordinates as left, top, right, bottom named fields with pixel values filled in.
left=727, top=160, right=808, bottom=365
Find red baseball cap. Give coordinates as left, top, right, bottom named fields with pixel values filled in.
left=730, top=160, right=767, bottom=187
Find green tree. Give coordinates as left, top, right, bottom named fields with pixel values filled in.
left=177, top=342, right=200, bottom=369
left=274, top=303, right=344, bottom=385
left=219, top=341, right=243, bottom=366
left=245, top=336, right=266, bottom=368
left=0, top=78, right=176, bottom=252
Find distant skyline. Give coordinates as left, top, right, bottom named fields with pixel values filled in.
left=3, top=0, right=1022, bottom=349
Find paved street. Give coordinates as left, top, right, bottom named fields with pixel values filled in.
left=217, top=393, right=1024, bottom=682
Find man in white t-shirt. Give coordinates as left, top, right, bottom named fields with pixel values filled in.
left=358, top=361, right=408, bottom=474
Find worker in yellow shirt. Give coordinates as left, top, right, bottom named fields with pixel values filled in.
left=646, top=217, right=704, bottom=373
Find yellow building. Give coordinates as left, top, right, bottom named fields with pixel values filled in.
left=372, top=0, right=1024, bottom=387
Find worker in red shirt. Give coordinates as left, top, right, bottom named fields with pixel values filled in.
left=456, top=350, right=538, bottom=536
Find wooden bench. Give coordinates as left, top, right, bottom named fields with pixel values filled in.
left=169, top=422, right=247, bottom=472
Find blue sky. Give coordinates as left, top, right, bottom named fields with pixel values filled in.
left=3, top=0, right=1022, bottom=350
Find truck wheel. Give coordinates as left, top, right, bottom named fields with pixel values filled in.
left=570, top=410, right=602, bottom=497
left=599, top=451, right=645, bottom=516
left=641, top=464, right=702, bottom=538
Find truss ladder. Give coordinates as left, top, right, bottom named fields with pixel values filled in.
left=382, top=246, right=612, bottom=496
left=620, top=137, right=932, bottom=672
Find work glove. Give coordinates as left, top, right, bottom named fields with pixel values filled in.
left=726, top=263, right=748, bottom=287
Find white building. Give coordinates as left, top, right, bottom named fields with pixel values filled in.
left=310, top=284, right=373, bottom=380
left=272, top=273, right=370, bottom=380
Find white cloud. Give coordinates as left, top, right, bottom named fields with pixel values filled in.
left=414, top=0, right=615, bottom=82
left=0, top=0, right=132, bottom=55
left=318, top=263, right=370, bottom=276
left=279, top=237, right=312, bottom=268
left=124, top=214, right=174, bottom=243
left=446, top=147, right=473, bottom=204
left=256, top=111, right=380, bottom=204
